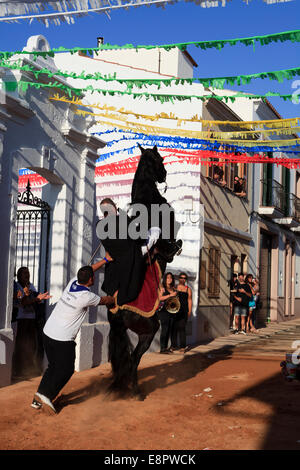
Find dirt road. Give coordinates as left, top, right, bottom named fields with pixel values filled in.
left=1, top=322, right=300, bottom=451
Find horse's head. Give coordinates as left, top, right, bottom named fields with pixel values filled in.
left=137, top=145, right=167, bottom=184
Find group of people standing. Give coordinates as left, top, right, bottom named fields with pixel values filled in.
left=157, top=272, right=192, bottom=354
left=229, top=272, right=260, bottom=335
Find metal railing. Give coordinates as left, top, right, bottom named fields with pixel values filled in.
left=261, top=179, right=287, bottom=213
left=289, top=193, right=300, bottom=222
left=261, top=180, right=300, bottom=222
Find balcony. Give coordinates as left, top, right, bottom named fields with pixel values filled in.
left=259, top=181, right=300, bottom=228
left=272, top=193, right=300, bottom=229
left=258, top=179, right=286, bottom=219
left=288, top=194, right=300, bottom=231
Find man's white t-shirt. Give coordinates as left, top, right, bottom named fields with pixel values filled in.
left=44, top=277, right=101, bottom=342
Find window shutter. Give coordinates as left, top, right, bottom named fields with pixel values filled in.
left=214, top=249, right=221, bottom=295
left=208, top=248, right=214, bottom=294
left=200, top=260, right=206, bottom=289
left=208, top=247, right=221, bottom=297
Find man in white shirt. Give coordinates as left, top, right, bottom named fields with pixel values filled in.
left=32, top=258, right=114, bottom=415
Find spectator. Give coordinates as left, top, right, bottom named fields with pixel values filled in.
left=12, top=267, right=51, bottom=380
left=245, top=274, right=257, bottom=333
left=233, top=272, right=252, bottom=335
left=240, top=177, right=247, bottom=197
left=171, top=272, right=192, bottom=353
left=213, top=165, right=226, bottom=187
left=233, top=176, right=246, bottom=197
left=251, top=278, right=260, bottom=331
left=11, top=280, right=21, bottom=374
left=233, top=176, right=241, bottom=193
left=158, top=272, right=177, bottom=354
left=228, top=273, right=238, bottom=330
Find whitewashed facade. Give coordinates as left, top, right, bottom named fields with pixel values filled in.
left=54, top=40, right=205, bottom=364
left=213, top=89, right=300, bottom=324
left=0, top=35, right=105, bottom=387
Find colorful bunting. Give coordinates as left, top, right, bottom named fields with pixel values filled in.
left=49, top=95, right=300, bottom=131
left=95, top=148, right=300, bottom=177
left=7, top=78, right=294, bottom=105
left=0, top=26, right=299, bottom=53
left=2, top=58, right=300, bottom=92
left=93, top=129, right=300, bottom=153
left=0, top=0, right=228, bottom=26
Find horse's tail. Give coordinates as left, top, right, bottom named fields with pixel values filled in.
left=107, top=310, right=133, bottom=392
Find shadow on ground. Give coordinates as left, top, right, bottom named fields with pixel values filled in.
left=212, top=360, right=300, bottom=450
left=57, top=344, right=236, bottom=412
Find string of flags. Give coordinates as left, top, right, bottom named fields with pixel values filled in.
left=0, top=1, right=292, bottom=26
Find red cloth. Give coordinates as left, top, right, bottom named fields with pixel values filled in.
left=111, top=261, right=161, bottom=318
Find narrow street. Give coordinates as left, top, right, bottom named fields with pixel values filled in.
left=1, top=319, right=300, bottom=451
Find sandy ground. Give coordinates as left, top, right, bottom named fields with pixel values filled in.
left=1, top=345, right=300, bottom=451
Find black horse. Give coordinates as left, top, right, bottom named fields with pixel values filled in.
left=132, top=145, right=182, bottom=264
left=107, top=145, right=182, bottom=399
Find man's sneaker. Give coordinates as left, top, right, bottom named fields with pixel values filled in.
left=233, top=329, right=239, bottom=335
left=31, top=398, right=42, bottom=410
left=34, top=393, right=57, bottom=415
left=240, top=330, right=247, bottom=335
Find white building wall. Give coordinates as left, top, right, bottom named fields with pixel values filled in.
left=89, top=47, right=194, bottom=78
left=0, top=35, right=105, bottom=387
left=212, top=91, right=300, bottom=321
left=54, top=45, right=204, bottom=354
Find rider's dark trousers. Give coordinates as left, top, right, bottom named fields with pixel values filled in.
left=37, top=333, right=76, bottom=401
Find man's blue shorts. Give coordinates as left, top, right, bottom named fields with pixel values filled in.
left=234, top=305, right=248, bottom=317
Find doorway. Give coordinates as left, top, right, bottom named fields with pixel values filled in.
left=259, top=231, right=273, bottom=327
left=12, top=175, right=51, bottom=380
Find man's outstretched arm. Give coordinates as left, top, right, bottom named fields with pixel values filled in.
left=91, top=251, right=113, bottom=272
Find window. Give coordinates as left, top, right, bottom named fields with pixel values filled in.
left=231, top=254, right=239, bottom=275
left=241, top=254, right=247, bottom=274
left=205, top=157, right=247, bottom=197
left=296, top=172, right=300, bottom=199
left=208, top=246, right=221, bottom=297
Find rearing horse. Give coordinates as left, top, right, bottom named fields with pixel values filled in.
left=106, top=145, right=182, bottom=399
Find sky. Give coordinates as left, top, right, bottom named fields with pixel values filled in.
left=0, top=0, right=300, bottom=119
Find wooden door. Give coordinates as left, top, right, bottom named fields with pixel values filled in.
left=259, top=231, right=272, bottom=326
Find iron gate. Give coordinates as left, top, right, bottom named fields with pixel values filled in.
left=14, top=178, right=51, bottom=369
left=15, top=179, right=51, bottom=293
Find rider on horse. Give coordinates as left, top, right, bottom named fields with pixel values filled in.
left=97, top=197, right=161, bottom=308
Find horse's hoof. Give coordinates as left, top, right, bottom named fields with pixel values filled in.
left=133, top=391, right=145, bottom=401
left=131, top=387, right=146, bottom=401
